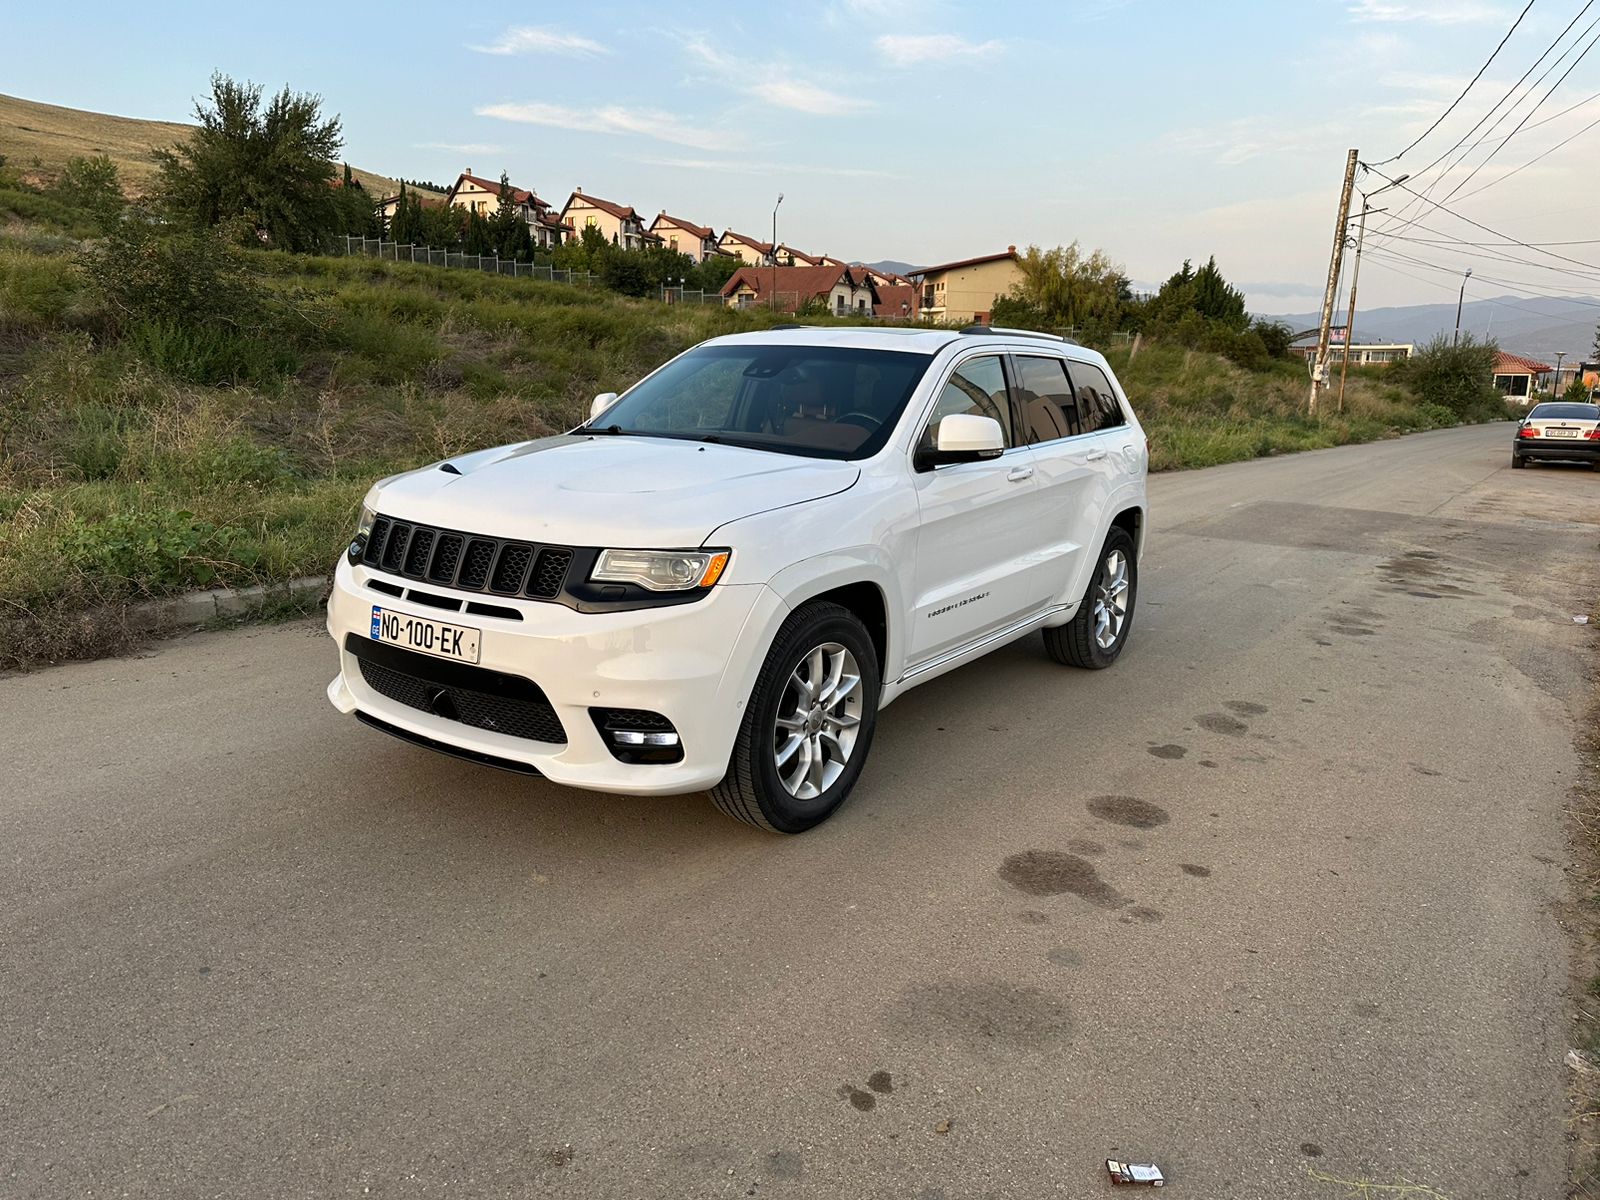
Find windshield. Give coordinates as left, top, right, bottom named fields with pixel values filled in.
left=590, top=344, right=932, bottom=460
left=1528, top=402, right=1598, bottom=420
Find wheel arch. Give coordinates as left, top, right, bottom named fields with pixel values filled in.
left=1111, top=504, right=1145, bottom=558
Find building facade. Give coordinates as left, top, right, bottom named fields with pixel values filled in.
left=908, top=248, right=1023, bottom=325
left=561, top=190, right=652, bottom=250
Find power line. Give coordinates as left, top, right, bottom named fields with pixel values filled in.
left=1448, top=107, right=1600, bottom=202
left=1370, top=0, right=1540, bottom=166
left=1438, top=21, right=1600, bottom=203
left=1364, top=244, right=1600, bottom=305
left=1363, top=164, right=1600, bottom=272
left=1371, top=1, right=1593, bottom=232
left=1366, top=206, right=1600, bottom=280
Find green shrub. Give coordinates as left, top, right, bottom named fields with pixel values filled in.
left=1389, top=334, right=1502, bottom=417
left=120, top=319, right=297, bottom=386
left=65, top=508, right=259, bottom=591
left=83, top=221, right=263, bottom=332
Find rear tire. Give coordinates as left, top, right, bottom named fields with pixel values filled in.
left=1511, top=453, right=1525, bottom=469
left=1045, top=527, right=1138, bottom=669
left=711, top=601, right=880, bottom=833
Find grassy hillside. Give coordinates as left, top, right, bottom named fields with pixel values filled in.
left=0, top=190, right=1499, bottom=668
left=0, top=92, right=433, bottom=200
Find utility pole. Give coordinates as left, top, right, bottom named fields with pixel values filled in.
left=1311, top=149, right=1360, bottom=415
left=1452, top=268, right=1472, bottom=345
left=770, top=192, right=784, bottom=311
left=1337, top=172, right=1407, bottom=414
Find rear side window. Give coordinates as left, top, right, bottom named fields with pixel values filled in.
left=1068, top=361, right=1125, bottom=435
left=1013, top=355, right=1078, bottom=444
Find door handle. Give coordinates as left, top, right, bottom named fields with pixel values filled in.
left=1083, top=449, right=1108, bottom=462
left=1006, top=466, right=1034, bottom=482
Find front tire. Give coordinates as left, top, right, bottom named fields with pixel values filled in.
left=711, top=601, right=880, bottom=833
left=1045, top=527, right=1137, bottom=669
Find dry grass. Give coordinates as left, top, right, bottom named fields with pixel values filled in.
left=0, top=92, right=436, bottom=200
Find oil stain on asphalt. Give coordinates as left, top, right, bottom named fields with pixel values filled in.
left=999, top=850, right=1126, bottom=907
left=1086, top=796, right=1171, bottom=828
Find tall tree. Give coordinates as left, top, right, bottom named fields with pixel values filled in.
left=1006, top=242, right=1127, bottom=329
left=1190, top=255, right=1247, bottom=327
left=154, top=73, right=343, bottom=251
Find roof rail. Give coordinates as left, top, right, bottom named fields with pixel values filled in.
left=958, top=325, right=1078, bottom=344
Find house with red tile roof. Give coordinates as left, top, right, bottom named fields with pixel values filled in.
left=649, top=212, right=722, bottom=262
left=561, top=189, right=654, bottom=250
left=720, top=264, right=877, bottom=316
left=440, top=170, right=570, bottom=246
left=774, top=244, right=821, bottom=267
left=717, top=229, right=774, bottom=266
left=1493, top=351, right=1553, bottom=402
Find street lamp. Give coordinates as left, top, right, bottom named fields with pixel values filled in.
left=1453, top=267, right=1473, bottom=346
left=1553, top=350, right=1567, bottom=400
left=770, top=192, right=784, bottom=311
left=1337, top=171, right=1408, bottom=413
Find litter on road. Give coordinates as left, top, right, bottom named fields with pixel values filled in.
left=1107, top=1158, right=1166, bottom=1186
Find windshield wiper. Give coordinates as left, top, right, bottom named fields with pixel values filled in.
left=585, top=424, right=626, bottom=435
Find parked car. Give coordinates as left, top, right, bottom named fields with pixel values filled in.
left=325, top=327, right=1148, bottom=832
left=1511, top=401, right=1600, bottom=468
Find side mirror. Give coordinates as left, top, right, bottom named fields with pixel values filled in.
left=915, top=413, right=1005, bottom=470
left=589, top=392, right=620, bottom=423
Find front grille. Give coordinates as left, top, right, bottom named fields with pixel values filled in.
left=348, top=634, right=566, bottom=745
left=529, top=548, right=573, bottom=598
left=361, top=514, right=577, bottom=603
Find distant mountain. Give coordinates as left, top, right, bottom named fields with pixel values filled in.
left=1260, top=294, right=1599, bottom=364
left=862, top=259, right=917, bottom=276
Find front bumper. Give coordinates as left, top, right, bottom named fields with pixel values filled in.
left=1515, top=437, right=1600, bottom=461
left=325, top=556, right=786, bottom=795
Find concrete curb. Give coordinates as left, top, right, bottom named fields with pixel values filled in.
left=126, top=575, right=329, bottom=635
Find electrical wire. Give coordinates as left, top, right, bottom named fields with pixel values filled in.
left=1363, top=165, right=1600, bottom=273
left=1448, top=108, right=1600, bottom=202
left=1438, top=22, right=1600, bottom=202
left=1370, top=1, right=1593, bottom=231
left=1370, top=0, right=1540, bottom=166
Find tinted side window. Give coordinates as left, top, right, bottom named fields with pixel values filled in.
left=1014, top=355, right=1078, bottom=444
left=1068, top=361, right=1125, bottom=435
left=924, top=356, right=1014, bottom=447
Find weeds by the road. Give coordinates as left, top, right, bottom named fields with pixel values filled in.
left=0, top=207, right=1514, bottom=669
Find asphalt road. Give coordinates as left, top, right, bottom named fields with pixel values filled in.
left=4, top=423, right=1598, bottom=1199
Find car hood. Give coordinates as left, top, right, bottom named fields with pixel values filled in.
left=373, top=434, right=860, bottom=547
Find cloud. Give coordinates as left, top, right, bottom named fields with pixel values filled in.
left=875, top=33, right=1003, bottom=67
left=415, top=141, right=504, bottom=155
left=468, top=26, right=608, bottom=56
left=475, top=102, right=730, bottom=151
left=634, top=155, right=898, bottom=180
left=1347, top=0, right=1508, bottom=23
left=685, top=37, right=872, bottom=115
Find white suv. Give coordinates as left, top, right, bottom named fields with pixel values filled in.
left=326, top=326, right=1147, bottom=832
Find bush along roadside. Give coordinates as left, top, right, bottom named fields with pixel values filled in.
left=0, top=176, right=1516, bottom=669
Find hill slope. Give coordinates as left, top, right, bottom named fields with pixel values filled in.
left=0, top=92, right=434, bottom=200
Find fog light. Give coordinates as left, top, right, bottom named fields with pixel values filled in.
left=590, top=709, right=684, bottom=764
left=610, top=730, right=681, bottom=747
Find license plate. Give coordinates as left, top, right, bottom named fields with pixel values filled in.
left=370, top=606, right=481, bottom=663
left=1548, top=427, right=1579, bottom=437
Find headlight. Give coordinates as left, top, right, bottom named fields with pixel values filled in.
left=591, top=548, right=730, bottom=592
left=349, top=504, right=377, bottom=561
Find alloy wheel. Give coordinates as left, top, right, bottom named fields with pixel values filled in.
left=773, top=642, right=863, bottom=800
left=1093, top=548, right=1130, bottom=650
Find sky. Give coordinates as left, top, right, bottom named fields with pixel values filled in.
left=9, top=0, right=1600, bottom=318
